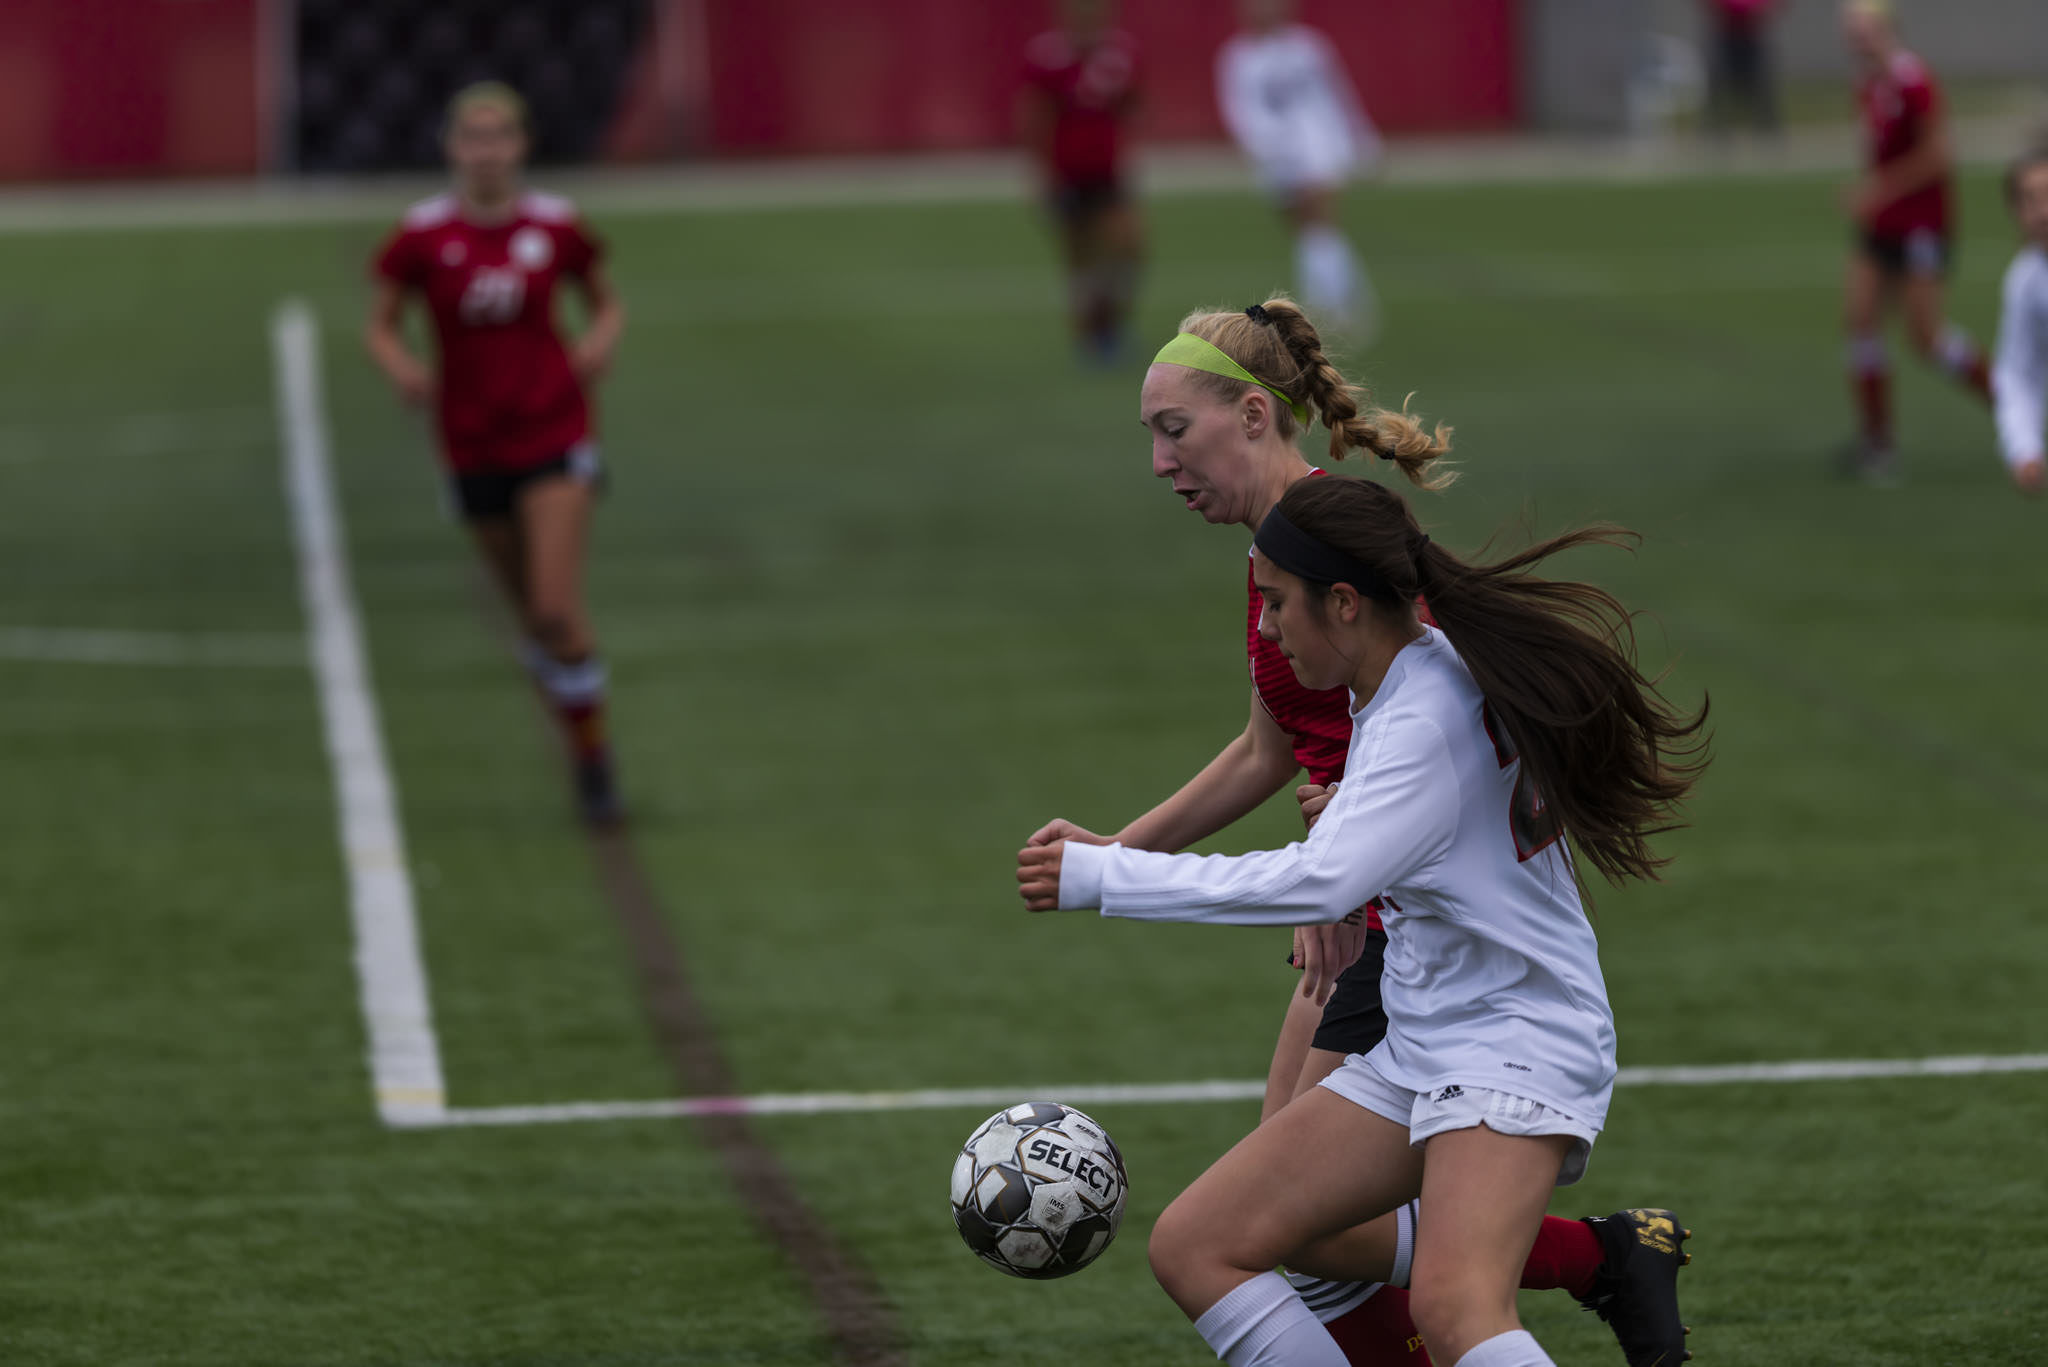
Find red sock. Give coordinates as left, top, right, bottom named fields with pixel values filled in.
left=556, top=698, right=608, bottom=762
left=1326, top=1287, right=1432, bottom=1364
left=1853, top=367, right=1892, bottom=448
left=1521, top=1214, right=1605, bottom=1298
left=1956, top=351, right=1993, bottom=403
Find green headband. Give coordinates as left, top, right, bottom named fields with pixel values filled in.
left=1153, top=332, right=1312, bottom=425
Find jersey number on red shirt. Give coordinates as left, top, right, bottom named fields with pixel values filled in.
left=460, top=267, right=527, bottom=325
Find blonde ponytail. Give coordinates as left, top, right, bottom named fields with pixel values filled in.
left=1176, top=296, right=1454, bottom=491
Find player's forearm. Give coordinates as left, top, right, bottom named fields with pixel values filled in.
left=363, top=323, right=420, bottom=384
left=582, top=297, right=626, bottom=357
left=1113, top=735, right=1296, bottom=853
left=1875, top=139, right=1948, bottom=203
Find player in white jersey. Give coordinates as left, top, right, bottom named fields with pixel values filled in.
left=1216, top=0, right=1381, bottom=334
left=1993, top=147, right=2048, bottom=494
left=1019, top=476, right=1707, bottom=1367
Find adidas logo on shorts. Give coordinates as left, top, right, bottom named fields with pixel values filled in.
left=1433, top=1085, right=1463, bottom=1102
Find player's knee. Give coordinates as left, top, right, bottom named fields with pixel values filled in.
left=1146, top=1198, right=1201, bottom=1293
left=1406, top=1264, right=1513, bottom=1355
left=1905, top=323, right=1940, bottom=360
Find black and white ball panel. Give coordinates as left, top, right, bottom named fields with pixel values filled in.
left=948, top=1101, right=1129, bottom=1280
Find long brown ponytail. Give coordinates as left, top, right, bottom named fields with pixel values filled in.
left=1176, top=298, right=1455, bottom=491
left=1272, top=475, right=1710, bottom=889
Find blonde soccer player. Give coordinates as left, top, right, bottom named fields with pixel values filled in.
left=364, top=82, right=627, bottom=824
left=1216, top=0, right=1380, bottom=335
left=1993, top=146, right=2048, bottom=495
left=1024, top=301, right=1696, bottom=1367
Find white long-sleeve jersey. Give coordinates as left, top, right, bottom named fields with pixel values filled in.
left=1059, top=628, right=1617, bottom=1125
left=1994, top=245, right=2048, bottom=473
left=1216, top=24, right=1379, bottom=191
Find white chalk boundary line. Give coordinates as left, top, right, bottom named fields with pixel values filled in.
left=272, top=298, right=447, bottom=1126
left=0, top=626, right=305, bottom=668
left=402, top=1052, right=2048, bottom=1131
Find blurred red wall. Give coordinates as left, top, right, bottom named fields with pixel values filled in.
left=702, top=0, right=1518, bottom=155
left=0, top=0, right=262, bottom=180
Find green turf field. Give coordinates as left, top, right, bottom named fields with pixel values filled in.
left=3, top=167, right=2046, bottom=1366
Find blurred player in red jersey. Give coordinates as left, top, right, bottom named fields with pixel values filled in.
left=363, top=83, right=628, bottom=825
left=1701, top=0, right=1780, bottom=137
left=1839, top=0, right=1991, bottom=484
left=1020, top=0, right=1144, bottom=364
left=1026, top=299, right=1690, bottom=1367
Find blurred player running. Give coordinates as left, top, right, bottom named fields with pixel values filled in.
left=1020, top=0, right=1144, bottom=364
left=1992, top=146, right=2048, bottom=495
left=1838, top=0, right=1990, bottom=483
left=1217, top=0, right=1381, bottom=337
left=364, top=82, right=628, bottom=825
left=1027, top=300, right=1690, bottom=1366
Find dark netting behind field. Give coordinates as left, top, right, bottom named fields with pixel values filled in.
left=293, top=0, right=650, bottom=173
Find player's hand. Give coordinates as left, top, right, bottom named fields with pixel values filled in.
left=1842, top=178, right=1884, bottom=222
left=2015, top=457, right=2046, bottom=496
left=1292, top=913, right=1369, bottom=1005
left=571, top=334, right=616, bottom=383
left=388, top=358, right=435, bottom=407
left=1016, top=841, right=1066, bottom=912
left=1297, top=781, right=1338, bottom=831
left=1026, top=818, right=1112, bottom=848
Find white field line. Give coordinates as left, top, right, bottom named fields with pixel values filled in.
left=0, top=626, right=304, bottom=668
left=399, top=1051, right=2048, bottom=1131
left=271, top=297, right=448, bottom=1127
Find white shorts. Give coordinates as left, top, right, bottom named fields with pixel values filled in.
left=1319, top=1054, right=1598, bottom=1186
left=1251, top=130, right=1358, bottom=196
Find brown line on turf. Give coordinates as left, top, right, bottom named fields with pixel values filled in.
left=583, top=829, right=910, bottom=1367
left=469, top=575, right=908, bottom=1366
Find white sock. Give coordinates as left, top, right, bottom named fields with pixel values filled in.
left=1453, top=1329, right=1554, bottom=1367
left=1846, top=332, right=1888, bottom=377
left=1937, top=324, right=1980, bottom=375
left=538, top=654, right=608, bottom=706
left=1296, top=225, right=1358, bottom=320
left=1389, top=1198, right=1418, bottom=1288
left=1194, top=1271, right=1351, bottom=1366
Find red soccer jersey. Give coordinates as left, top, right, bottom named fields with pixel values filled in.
left=1858, top=49, right=1950, bottom=238
left=372, top=190, right=601, bottom=474
left=1246, top=553, right=1353, bottom=789
left=1021, top=28, right=1139, bottom=185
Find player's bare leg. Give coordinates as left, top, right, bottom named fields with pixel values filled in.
left=518, top=474, right=619, bottom=825
left=1093, top=197, right=1144, bottom=358
left=1262, top=987, right=1327, bottom=1122
left=1286, top=184, right=1374, bottom=342
left=1842, top=250, right=1898, bottom=481
left=1151, top=1086, right=1421, bottom=1364
left=1406, top=1127, right=1572, bottom=1365
left=1900, top=271, right=1992, bottom=404
left=468, top=516, right=529, bottom=615
left=1274, top=1031, right=1663, bottom=1363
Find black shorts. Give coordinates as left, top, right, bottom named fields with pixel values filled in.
left=1048, top=177, right=1126, bottom=224
left=1311, top=929, right=1391, bottom=1056
left=450, top=442, right=603, bottom=521
left=1858, top=226, right=1952, bottom=279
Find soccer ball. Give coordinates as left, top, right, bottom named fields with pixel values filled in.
left=948, top=1100, right=1128, bottom=1279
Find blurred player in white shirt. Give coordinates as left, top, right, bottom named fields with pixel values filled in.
left=1217, top=0, right=1381, bottom=335
left=1993, top=147, right=2048, bottom=495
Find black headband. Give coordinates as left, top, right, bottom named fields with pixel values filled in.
left=1253, top=506, right=1402, bottom=601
